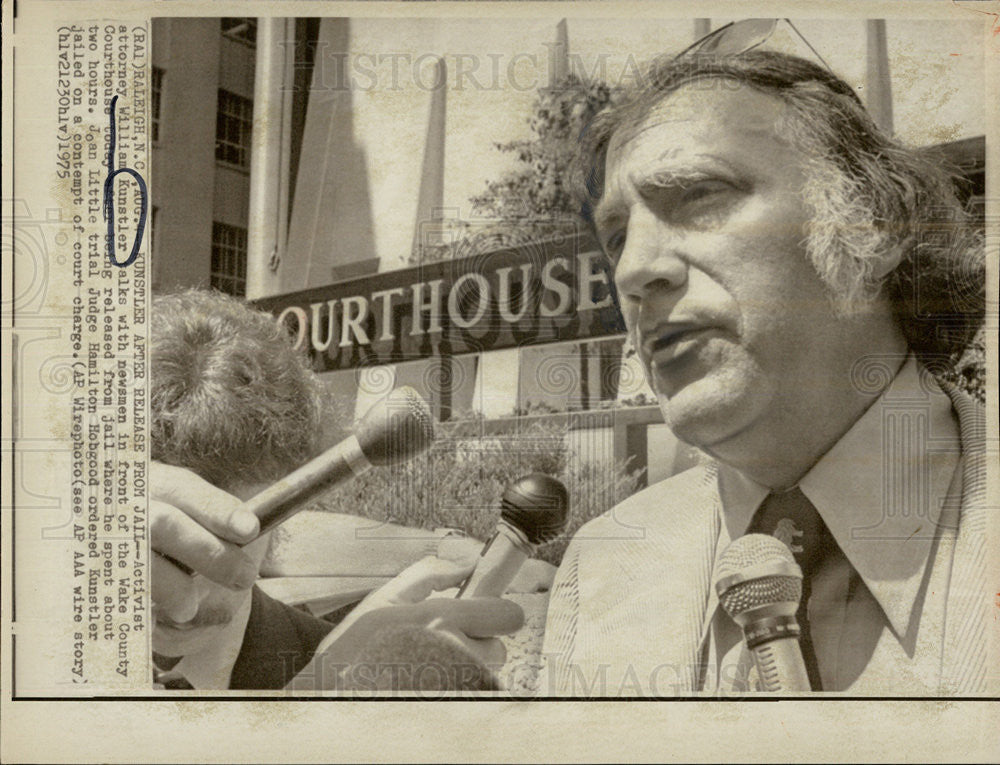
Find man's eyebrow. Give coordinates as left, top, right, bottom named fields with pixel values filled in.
left=631, top=167, right=710, bottom=192
left=594, top=156, right=742, bottom=231
left=646, top=153, right=741, bottom=182
left=595, top=171, right=700, bottom=235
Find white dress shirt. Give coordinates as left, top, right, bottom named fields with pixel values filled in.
left=704, top=357, right=964, bottom=692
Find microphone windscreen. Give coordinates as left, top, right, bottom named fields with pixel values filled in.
left=500, top=473, right=569, bottom=545
left=354, top=386, right=435, bottom=466
left=340, top=625, right=500, bottom=691
left=714, top=533, right=802, bottom=620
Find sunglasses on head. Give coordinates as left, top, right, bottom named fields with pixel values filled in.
left=676, top=18, right=834, bottom=73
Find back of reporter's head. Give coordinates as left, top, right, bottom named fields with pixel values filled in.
left=151, top=289, right=323, bottom=489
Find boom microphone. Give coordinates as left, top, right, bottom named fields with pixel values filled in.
left=714, top=533, right=811, bottom=692
left=456, top=473, right=569, bottom=599
left=247, top=386, right=435, bottom=535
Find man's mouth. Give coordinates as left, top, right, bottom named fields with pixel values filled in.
left=643, top=325, right=716, bottom=367
left=156, top=608, right=232, bottom=631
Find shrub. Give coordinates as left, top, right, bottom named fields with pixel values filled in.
left=311, top=417, right=643, bottom=566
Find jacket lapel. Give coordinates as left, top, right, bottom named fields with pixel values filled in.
left=573, top=464, right=721, bottom=695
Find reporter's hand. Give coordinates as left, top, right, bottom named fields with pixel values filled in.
left=150, top=461, right=261, bottom=624
left=287, top=556, right=524, bottom=691
left=507, top=558, right=557, bottom=593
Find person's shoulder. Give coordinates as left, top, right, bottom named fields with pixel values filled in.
left=573, top=462, right=717, bottom=539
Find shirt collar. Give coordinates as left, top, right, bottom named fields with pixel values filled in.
left=716, top=356, right=961, bottom=639
left=172, top=592, right=253, bottom=690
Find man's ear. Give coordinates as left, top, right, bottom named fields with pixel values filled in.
left=871, top=237, right=912, bottom=280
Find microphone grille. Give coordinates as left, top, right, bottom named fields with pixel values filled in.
left=355, top=386, right=435, bottom=466
left=715, top=534, right=802, bottom=618
left=716, top=533, right=794, bottom=578
left=718, top=574, right=802, bottom=618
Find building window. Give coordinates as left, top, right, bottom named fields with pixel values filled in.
left=211, top=222, right=247, bottom=297
left=151, top=67, right=164, bottom=143
left=215, top=89, right=253, bottom=168
left=221, top=18, right=257, bottom=46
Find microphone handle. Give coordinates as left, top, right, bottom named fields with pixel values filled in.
left=246, top=434, right=373, bottom=535
left=456, top=522, right=532, bottom=599
left=159, top=434, right=373, bottom=576
left=749, top=635, right=811, bottom=691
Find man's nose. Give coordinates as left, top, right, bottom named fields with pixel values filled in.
left=613, top=214, right=688, bottom=302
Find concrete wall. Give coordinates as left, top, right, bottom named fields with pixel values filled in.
left=151, top=20, right=254, bottom=293
left=151, top=19, right=219, bottom=292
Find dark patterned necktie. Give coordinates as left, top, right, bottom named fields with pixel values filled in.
left=747, top=487, right=833, bottom=691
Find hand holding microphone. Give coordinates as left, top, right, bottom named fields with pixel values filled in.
left=151, top=387, right=434, bottom=619
left=456, top=473, right=569, bottom=599
left=285, top=555, right=524, bottom=692
left=286, top=473, right=569, bottom=691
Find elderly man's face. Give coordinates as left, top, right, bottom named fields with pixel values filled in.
left=153, top=482, right=270, bottom=658
left=597, top=83, right=875, bottom=457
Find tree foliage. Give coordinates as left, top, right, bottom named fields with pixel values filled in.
left=412, top=74, right=616, bottom=264
left=469, top=73, right=615, bottom=223
left=307, top=417, right=643, bottom=566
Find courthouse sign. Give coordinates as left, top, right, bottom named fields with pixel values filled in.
left=253, top=233, right=626, bottom=372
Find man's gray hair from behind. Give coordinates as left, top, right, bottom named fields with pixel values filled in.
left=151, top=289, right=324, bottom=489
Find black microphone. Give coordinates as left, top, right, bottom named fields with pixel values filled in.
left=714, top=533, right=811, bottom=692
left=247, top=385, right=434, bottom=535
left=456, top=473, right=569, bottom=599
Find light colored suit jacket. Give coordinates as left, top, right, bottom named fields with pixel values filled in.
left=541, top=385, right=993, bottom=696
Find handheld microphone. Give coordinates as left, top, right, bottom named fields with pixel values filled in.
left=161, top=387, right=434, bottom=577
left=247, top=386, right=435, bottom=535
left=714, top=533, right=811, bottom=692
left=456, top=473, right=568, bottom=599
